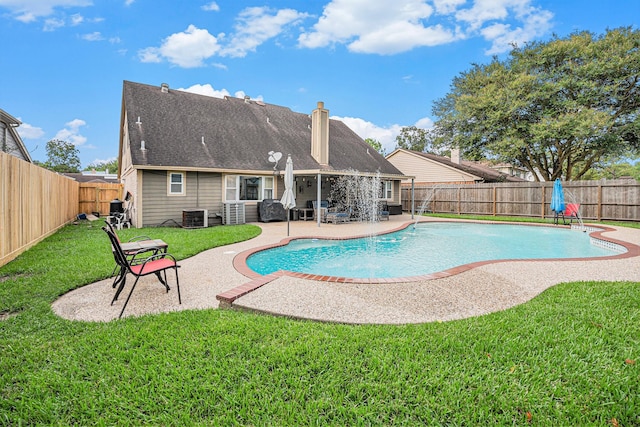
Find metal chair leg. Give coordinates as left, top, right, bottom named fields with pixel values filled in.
left=118, top=276, right=140, bottom=318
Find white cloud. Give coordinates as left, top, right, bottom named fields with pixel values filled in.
left=298, top=0, right=552, bottom=55
left=69, top=12, right=83, bottom=25
left=334, top=116, right=402, bottom=152
left=432, top=0, right=466, bottom=15
left=333, top=114, right=434, bottom=154
left=179, top=83, right=230, bottom=98
left=179, top=84, right=264, bottom=102
left=15, top=121, right=45, bottom=139
left=81, top=31, right=103, bottom=41
left=201, top=2, right=219, bottom=12
left=137, top=47, right=161, bottom=63
left=299, top=0, right=459, bottom=54
left=415, top=116, right=434, bottom=129
left=0, top=0, right=91, bottom=22
left=124, top=0, right=134, bottom=6
left=138, top=25, right=220, bottom=68
left=43, top=17, right=64, bottom=31
left=139, top=7, right=309, bottom=66
left=54, top=118, right=87, bottom=146
left=481, top=8, right=553, bottom=54
left=220, top=7, right=310, bottom=58
left=456, top=0, right=553, bottom=53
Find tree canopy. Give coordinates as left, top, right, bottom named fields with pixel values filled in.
left=42, top=139, right=81, bottom=173
left=85, top=159, right=118, bottom=173
left=431, top=27, right=640, bottom=181
left=394, top=126, right=432, bottom=152
left=364, top=138, right=385, bottom=155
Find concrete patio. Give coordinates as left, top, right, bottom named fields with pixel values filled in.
left=53, top=215, right=640, bottom=324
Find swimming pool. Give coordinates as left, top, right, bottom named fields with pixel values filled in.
left=246, top=222, right=624, bottom=279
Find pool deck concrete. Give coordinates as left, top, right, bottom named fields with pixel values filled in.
left=52, top=215, right=640, bottom=324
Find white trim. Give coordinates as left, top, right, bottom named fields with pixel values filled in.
left=167, top=171, right=185, bottom=196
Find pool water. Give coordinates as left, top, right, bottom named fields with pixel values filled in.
left=246, top=222, right=621, bottom=279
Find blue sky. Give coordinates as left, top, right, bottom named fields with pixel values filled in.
left=1, top=0, right=638, bottom=168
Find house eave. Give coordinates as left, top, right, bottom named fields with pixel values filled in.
left=130, top=164, right=412, bottom=180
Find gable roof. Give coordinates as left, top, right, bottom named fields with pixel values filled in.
left=119, top=81, right=406, bottom=178
left=0, top=108, right=32, bottom=163
left=388, top=149, right=525, bottom=183
left=62, top=172, right=120, bottom=184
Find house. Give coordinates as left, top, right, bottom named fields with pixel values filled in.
left=385, top=148, right=526, bottom=186
left=63, top=170, right=120, bottom=184
left=1, top=108, right=32, bottom=163
left=118, top=81, right=409, bottom=227
left=484, top=162, right=534, bottom=181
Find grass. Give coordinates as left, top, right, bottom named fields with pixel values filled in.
left=0, top=219, right=638, bottom=425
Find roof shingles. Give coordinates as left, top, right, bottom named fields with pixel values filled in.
left=122, top=81, right=403, bottom=176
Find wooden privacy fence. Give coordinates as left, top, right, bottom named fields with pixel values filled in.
left=401, top=179, right=640, bottom=222
left=1, top=152, right=79, bottom=267
left=79, top=182, right=123, bottom=216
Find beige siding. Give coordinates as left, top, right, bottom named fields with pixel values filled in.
left=392, top=180, right=401, bottom=204
left=387, top=151, right=478, bottom=184
left=121, top=167, right=139, bottom=226
left=141, top=170, right=222, bottom=227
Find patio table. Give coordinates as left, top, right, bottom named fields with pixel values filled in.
left=299, top=208, right=314, bottom=221
left=112, top=239, right=169, bottom=302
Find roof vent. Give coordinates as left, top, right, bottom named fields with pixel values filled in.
left=140, top=140, right=146, bottom=151
left=160, top=83, right=169, bottom=93
left=244, top=95, right=250, bottom=103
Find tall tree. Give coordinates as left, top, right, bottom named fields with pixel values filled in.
left=85, top=159, right=118, bottom=173
left=364, top=138, right=385, bottom=155
left=394, top=126, right=432, bottom=152
left=432, top=27, right=640, bottom=181
left=43, top=139, right=81, bottom=173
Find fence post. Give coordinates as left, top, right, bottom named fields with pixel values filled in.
left=492, top=186, right=497, bottom=216
left=597, top=185, right=602, bottom=221
left=95, top=187, right=100, bottom=214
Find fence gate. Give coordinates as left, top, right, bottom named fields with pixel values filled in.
left=78, top=183, right=123, bottom=216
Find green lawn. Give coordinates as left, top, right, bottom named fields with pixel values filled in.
left=0, top=220, right=638, bottom=425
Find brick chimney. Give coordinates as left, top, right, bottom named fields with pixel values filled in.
left=450, top=147, right=461, bottom=164
left=311, top=101, right=329, bottom=165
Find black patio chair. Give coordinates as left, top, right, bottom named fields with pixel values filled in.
left=104, top=220, right=165, bottom=279
left=102, top=226, right=181, bottom=319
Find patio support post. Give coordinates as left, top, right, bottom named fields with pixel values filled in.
left=317, top=173, right=322, bottom=227
left=411, top=178, right=415, bottom=219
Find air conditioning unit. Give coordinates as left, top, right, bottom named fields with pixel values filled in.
left=223, top=202, right=246, bottom=225
left=182, top=209, right=208, bottom=228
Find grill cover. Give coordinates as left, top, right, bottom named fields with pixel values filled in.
left=258, top=199, right=287, bottom=222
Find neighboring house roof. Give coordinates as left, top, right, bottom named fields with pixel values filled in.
left=62, top=172, right=120, bottom=184
left=387, top=149, right=526, bottom=183
left=119, top=81, right=406, bottom=178
left=0, top=108, right=33, bottom=163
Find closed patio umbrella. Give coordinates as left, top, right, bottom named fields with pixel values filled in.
left=280, top=154, right=296, bottom=236
left=550, top=178, right=565, bottom=224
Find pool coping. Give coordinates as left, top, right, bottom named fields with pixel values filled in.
left=216, top=220, right=640, bottom=305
